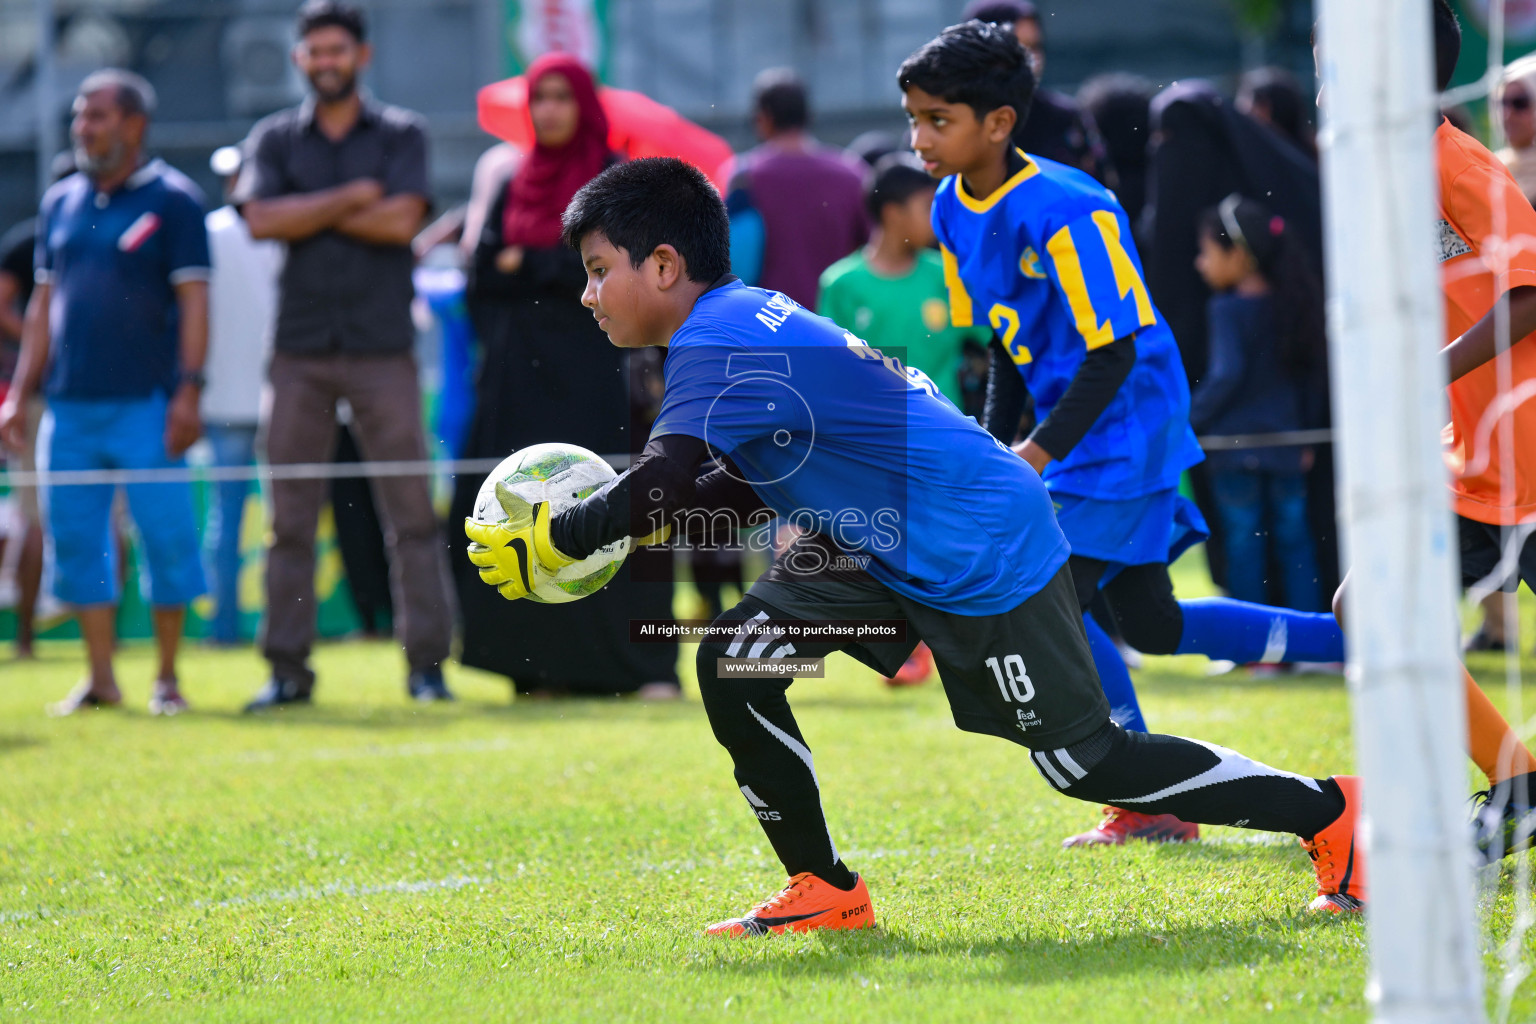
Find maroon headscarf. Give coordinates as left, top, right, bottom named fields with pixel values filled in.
left=501, top=54, right=610, bottom=249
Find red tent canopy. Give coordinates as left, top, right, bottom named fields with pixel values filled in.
left=477, top=76, right=735, bottom=192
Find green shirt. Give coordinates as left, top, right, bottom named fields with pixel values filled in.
left=816, top=248, right=989, bottom=407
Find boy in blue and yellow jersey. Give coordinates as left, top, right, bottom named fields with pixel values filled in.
left=463, top=156, right=1365, bottom=929
left=901, top=21, right=1347, bottom=847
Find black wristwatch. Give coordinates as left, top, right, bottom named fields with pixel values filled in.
left=180, top=369, right=207, bottom=389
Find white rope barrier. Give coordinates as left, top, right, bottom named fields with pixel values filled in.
left=1195, top=428, right=1335, bottom=451
left=0, top=431, right=1335, bottom=489
left=0, top=454, right=634, bottom=488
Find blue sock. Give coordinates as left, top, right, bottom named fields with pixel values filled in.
left=1174, top=598, right=1345, bottom=664
left=1083, top=613, right=1148, bottom=732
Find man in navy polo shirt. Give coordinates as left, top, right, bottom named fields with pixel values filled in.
left=0, top=68, right=210, bottom=716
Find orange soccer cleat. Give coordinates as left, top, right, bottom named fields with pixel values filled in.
left=705, top=872, right=876, bottom=937
left=1301, top=775, right=1366, bottom=913
left=1061, top=806, right=1200, bottom=848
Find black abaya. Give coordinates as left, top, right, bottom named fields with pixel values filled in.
left=452, top=178, right=679, bottom=694
left=1141, top=83, right=1338, bottom=599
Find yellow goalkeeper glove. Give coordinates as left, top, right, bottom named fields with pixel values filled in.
left=464, top=489, right=576, bottom=601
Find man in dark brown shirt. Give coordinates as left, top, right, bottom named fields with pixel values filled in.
left=234, top=0, right=454, bottom=708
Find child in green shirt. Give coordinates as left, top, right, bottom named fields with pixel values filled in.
left=817, top=155, right=989, bottom=408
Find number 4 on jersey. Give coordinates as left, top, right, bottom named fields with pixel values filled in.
left=844, top=333, right=942, bottom=399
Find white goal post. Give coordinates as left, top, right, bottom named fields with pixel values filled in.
left=1315, top=1, right=1484, bottom=1021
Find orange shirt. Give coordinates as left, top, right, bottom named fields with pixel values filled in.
left=1438, top=120, right=1536, bottom=524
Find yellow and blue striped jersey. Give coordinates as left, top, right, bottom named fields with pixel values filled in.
left=932, top=150, right=1203, bottom=499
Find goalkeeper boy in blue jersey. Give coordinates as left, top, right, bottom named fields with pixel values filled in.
left=901, top=20, right=1348, bottom=848
left=464, top=156, right=1364, bottom=931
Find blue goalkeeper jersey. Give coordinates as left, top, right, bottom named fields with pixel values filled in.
left=651, top=278, right=1069, bottom=615
left=932, top=150, right=1204, bottom=500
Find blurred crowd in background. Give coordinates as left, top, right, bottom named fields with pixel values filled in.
left=0, top=0, right=1517, bottom=712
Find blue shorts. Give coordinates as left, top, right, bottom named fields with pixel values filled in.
left=39, top=396, right=206, bottom=607
left=1051, top=485, right=1209, bottom=584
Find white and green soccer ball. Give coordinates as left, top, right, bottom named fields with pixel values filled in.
left=471, top=442, right=628, bottom=604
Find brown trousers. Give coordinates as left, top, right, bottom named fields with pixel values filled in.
left=259, top=351, right=454, bottom=685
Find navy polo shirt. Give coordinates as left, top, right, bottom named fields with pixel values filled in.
left=35, top=160, right=210, bottom=400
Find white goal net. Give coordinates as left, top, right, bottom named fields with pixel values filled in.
left=1315, top=0, right=1485, bottom=1021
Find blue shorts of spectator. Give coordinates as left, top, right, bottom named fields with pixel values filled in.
left=38, top=395, right=206, bottom=607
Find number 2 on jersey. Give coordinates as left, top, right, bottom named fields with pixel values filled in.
left=988, top=304, right=1031, bottom=366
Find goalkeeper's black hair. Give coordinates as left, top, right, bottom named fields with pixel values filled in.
left=561, top=157, right=731, bottom=283
left=898, top=20, right=1036, bottom=124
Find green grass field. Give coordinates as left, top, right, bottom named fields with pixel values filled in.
left=4, top=581, right=1536, bottom=1021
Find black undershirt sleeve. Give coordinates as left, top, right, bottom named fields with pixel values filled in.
left=550, top=433, right=707, bottom=559
left=688, top=461, right=776, bottom=544
left=982, top=335, right=1030, bottom=444
left=1027, top=333, right=1138, bottom=461
left=549, top=433, right=774, bottom=559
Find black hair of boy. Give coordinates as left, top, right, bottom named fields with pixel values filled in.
left=864, top=154, right=937, bottom=223
left=561, top=157, right=731, bottom=283
left=897, top=20, right=1036, bottom=126
left=1434, top=0, right=1460, bottom=92
left=297, top=0, right=367, bottom=41
left=752, top=68, right=809, bottom=132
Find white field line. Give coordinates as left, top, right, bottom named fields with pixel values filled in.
left=4, top=833, right=1306, bottom=923
left=0, top=829, right=1406, bottom=933
left=0, top=907, right=82, bottom=924
left=1, top=847, right=977, bottom=924
left=0, top=833, right=1316, bottom=926
left=194, top=874, right=488, bottom=909
left=0, top=874, right=489, bottom=925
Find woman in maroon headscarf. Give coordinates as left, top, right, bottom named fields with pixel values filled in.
left=454, top=54, right=679, bottom=698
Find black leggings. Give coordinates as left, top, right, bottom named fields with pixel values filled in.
left=1069, top=556, right=1184, bottom=655
left=697, top=594, right=1345, bottom=885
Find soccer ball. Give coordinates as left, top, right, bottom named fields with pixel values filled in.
left=471, top=442, right=628, bottom=604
